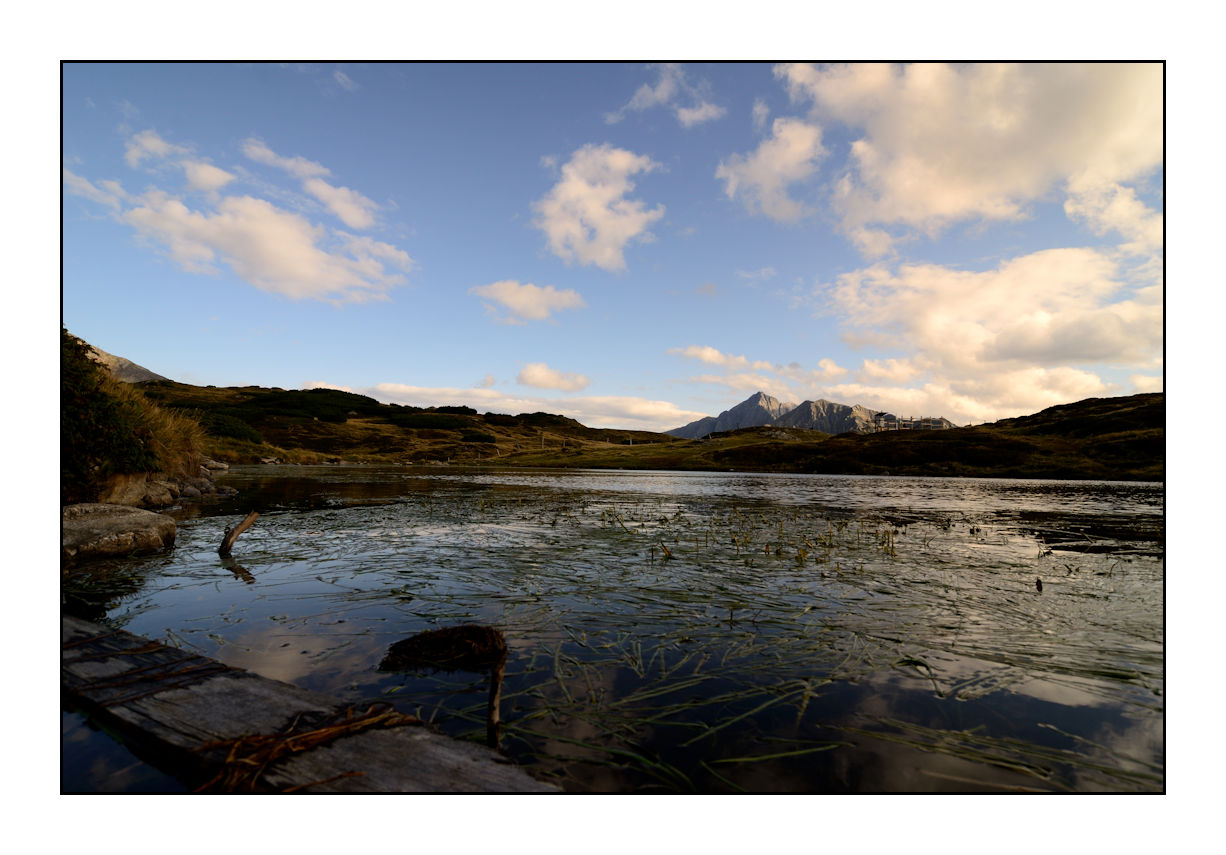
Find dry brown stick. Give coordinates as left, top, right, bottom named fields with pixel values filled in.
left=219, top=510, right=260, bottom=557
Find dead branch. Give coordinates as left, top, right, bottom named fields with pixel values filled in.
left=218, top=510, right=260, bottom=558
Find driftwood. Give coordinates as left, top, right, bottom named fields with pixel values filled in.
left=218, top=510, right=260, bottom=557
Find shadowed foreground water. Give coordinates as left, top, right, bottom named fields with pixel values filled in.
left=62, top=466, right=1163, bottom=793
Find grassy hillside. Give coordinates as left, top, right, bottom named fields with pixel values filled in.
left=61, top=330, right=205, bottom=502
left=135, top=380, right=674, bottom=465
left=133, top=377, right=1163, bottom=481
left=503, top=394, right=1162, bottom=481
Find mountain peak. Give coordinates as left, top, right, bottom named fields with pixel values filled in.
left=667, top=391, right=797, bottom=438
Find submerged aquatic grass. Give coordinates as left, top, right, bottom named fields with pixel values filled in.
left=64, top=466, right=1164, bottom=793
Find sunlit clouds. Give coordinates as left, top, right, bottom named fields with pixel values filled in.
left=517, top=362, right=589, bottom=392
left=64, top=128, right=412, bottom=303
left=182, top=161, right=236, bottom=193
left=533, top=143, right=665, bottom=271
left=673, top=246, right=1162, bottom=424
left=243, top=139, right=381, bottom=229
left=716, top=117, right=825, bottom=222
left=469, top=280, right=587, bottom=324
left=120, top=193, right=411, bottom=302
left=123, top=129, right=187, bottom=167
left=775, top=62, right=1163, bottom=256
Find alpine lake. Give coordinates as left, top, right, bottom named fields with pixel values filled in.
left=62, top=466, right=1164, bottom=793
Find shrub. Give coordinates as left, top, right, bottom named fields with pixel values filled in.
left=202, top=411, right=264, bottom=444
left=461, top=432, right=497, bottom=444
left=384, top=412, right=470, bottom=430
left=61, top=329, right=205, bottom=502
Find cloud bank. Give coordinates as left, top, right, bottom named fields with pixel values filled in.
left=774, top=62, right=1163, bottom=255
left=65, top=129, right=412, bottom=304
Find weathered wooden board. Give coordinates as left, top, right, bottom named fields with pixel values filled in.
left=62, top=615, right=558, bottom=793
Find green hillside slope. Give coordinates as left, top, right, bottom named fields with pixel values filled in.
left=133, top=378, right=1162, bottom=481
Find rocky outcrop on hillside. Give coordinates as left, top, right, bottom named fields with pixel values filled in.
left=668, top=392, right=798, bottom=439
left=87, top=344, right=170, bottom=384
left=62, top=503, right=177, bottom=565
left=773, top=399, right=880, bottom=434
left=95, top=457, right=236, bottom=509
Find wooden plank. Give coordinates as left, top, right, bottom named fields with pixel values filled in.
left=62, top=615, right=558, bottom=793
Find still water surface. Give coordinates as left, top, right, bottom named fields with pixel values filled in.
left=62, top=466, right=1163, bottom=793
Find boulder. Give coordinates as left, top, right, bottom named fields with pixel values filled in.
left=62, top=503, right=177, bottom=565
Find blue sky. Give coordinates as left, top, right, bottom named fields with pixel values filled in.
left=62, top=61, right=1163, bottom=430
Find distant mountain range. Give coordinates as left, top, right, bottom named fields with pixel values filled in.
left=668, top=391, right=956, bottom=438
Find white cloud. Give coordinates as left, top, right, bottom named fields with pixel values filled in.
left=670, top=346, right=849, bottom=403
left=606, top=63, right=726, bottom=128
left=669, top=344, right=773, bottom=372
left=858, top=357, right=921, bottom=384
left=120, top=191, right=411, bottom=303
left=333, top=70, right=359, bottom=92
left=302, top=177, right=378, bottom=229
left=124, top=129, right=188, bottom=167
left=677, top=101, right=727, bottom=128
left=63, top=169, right=123, bottom=209
left=242, top=138, right=331, bottom=179
left=182, top=161, right=236, bottom=193
left=470, top=279, right=586, bottom=324
left=67, top=130, right=413, bottom=305
left=715, top=117, right=825, bottom=222
left=1130, top=374, right=1163, bottom=393
left=242, top=138, right=379, bottom=228
left=735, top=266, right=776, bottom=281
left=533, top=144, right=664, bottom=271
left=517, top=362, right=589, bottom=392
left=776, top=62, right=1164, bottom=255
left=821, top=247, right=1162, bottom=421
left=752, top=98, right=770, bottom=131
left=1064, top=175, right=1163, bottom=257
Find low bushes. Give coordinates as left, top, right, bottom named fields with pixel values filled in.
left=61, top=329, right=205, bottom=503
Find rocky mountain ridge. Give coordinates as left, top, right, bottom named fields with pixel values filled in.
left=668, top=391, right=956, bottom=438
left=87, top=344, right=170, bottom=384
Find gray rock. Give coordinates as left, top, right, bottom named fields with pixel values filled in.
left=62, top=503, right=177, bottom=565
left=86, top=345, right=171, bottom=384
left=773, top=399, right=881, bottom=434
